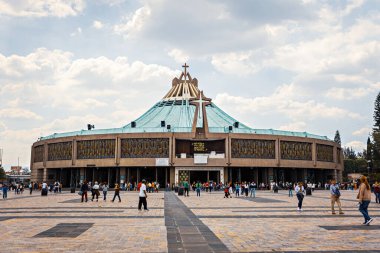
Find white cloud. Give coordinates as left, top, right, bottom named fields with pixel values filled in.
left=70, top=27, right=82, bottom=37
left=93, top=20, right=104, bottom=29
left=0, top=108, right=42, bottom=120
left=0, top=0, right=85, bottom=18
left=0, top=48, right=181, bottom=168
left=278, top=122, right=307, bottom=131
left=352, top=127, right=371, bottom=136
left=344, top=140, right=366, bottom=151
left=114, top=6, right=151, bottom=38
left=342, top=0, right=364, bottom=16
left=211, top=51, right=261, bottom=75
left=168, top=49, right=189, bottom=64
left=214, top=86, right=361, bottom=121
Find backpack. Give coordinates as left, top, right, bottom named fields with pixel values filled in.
left=333, top=187, right=341, bottom=197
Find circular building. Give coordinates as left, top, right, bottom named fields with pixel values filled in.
left=31, top=65, right=343, bottom=187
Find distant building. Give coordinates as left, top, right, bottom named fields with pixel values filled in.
left=10, top=166, right=22, bottom=175
left=31, top=64, right=343, bottom=187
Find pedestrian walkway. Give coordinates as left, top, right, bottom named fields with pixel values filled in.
left=0, top=190, right=379, bottom=252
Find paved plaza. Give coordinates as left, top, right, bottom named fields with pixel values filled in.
left=0, top=189, right=379, bottom=253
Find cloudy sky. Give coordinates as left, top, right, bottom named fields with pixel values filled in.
left=0, top=0, right=379, bottom=169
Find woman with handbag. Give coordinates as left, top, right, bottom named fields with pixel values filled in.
left=295, top=182, right=305, bottom=212
left=357, top=176, right=374, bottom=225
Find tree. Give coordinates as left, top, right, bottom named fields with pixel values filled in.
left=0, top=166, right=6, bottom=180
left=22, top=167, right=30, bottom=175
left=334, top=130, right=341, bottom=145
left=366, top=137, right=372, bottom=161
left=374, top=91, right=380, bottom=131
left=373, top=131, right=380, bottom=169
left=343, top=147, right=356, bottom=160
left=373, top=92, right=380, bottom=171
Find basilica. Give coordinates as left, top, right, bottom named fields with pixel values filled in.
left=31, top=64, right=343, bottom=187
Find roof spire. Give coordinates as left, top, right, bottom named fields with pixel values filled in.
left=182, top=63, right=189, bottom=80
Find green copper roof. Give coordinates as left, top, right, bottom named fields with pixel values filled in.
left=39, top=67, right=331, bottom=141
left=40, top=98, right=330, bottom=141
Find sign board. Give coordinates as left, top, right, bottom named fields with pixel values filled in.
left=194, top=154, right=208, bottom=164
left=156, top=158, right=169, bottom=166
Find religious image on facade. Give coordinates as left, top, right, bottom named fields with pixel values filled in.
left=31, top=64, right=343, bottom=187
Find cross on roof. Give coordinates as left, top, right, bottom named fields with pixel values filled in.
left=182, top=63, right=189, bottom=78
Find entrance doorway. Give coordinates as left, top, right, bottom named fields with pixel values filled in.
left=189, top=171, right=207, bottom=183
left=140, top=167, right=155, bottom=183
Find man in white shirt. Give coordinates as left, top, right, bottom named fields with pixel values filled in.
left=41, top=182, right=48, bottom=196
left=138, top=179, right=148, bottom=211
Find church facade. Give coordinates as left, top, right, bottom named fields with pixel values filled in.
left=30, top=65, right=343, bottom=187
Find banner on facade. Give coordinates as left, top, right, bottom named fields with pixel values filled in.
left=194, top=154, right=208, bottom=164
left=155, top=158, right=169, bottom=166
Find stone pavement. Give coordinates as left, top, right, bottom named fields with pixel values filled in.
left=0, top=189, right=379, bottom=252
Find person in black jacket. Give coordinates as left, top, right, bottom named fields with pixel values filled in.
left=81, top=180, right=89, bottom=202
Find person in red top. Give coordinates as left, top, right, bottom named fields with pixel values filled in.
left=373, top=182, right=380, bottom=204
left=137, top=181, right=142, bottom=191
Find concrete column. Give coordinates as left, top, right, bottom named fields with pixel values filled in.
left=170, top=167, right=175, bottom=186
left=80, top=168, right=85, bottom=182
left=43, top=168, right=47, bottom=182
left=268, top=168, right=274, bottom=182
left=115, top=137, right=120, bottom=165
left=276, top=138, right=280, bottom=166
left=174, top=167, right=178, bottom=185
left=303, top=168, right=308, bottom=183
left=72, top=139, right=77, bottom=166
left=120, top=167, right=126, bottom=184
left=224, top=167, right=228, bottom=184
left=43, top=142, right=48, bottom=167
left=291, top=168, right=297, bottom=183
left=312, top=141, right=317, bottom=167
left=220, top=168, right=224, bottom=184
left=254, top=168, right=259, bottom=183
left=127, top=168, right=130, bottom=184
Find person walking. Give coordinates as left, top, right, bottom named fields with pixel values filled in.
left=235, top=183, right=240, bottom=197
left=249, top=182, right=256, bottom=198
left=373, top=182, right=380, bottom=204
left=91, top=181, right=100, bottom=202
left=41, top=181, right=48, bottom=196
left=330, top=179, right=344, bottom=215
left=196, top=181, right=202, bottom=197
left=224, top=184, right=232, bottom=198
left=2, top=184, right=8, bottom=199
left=111, top=183, right=121, bottom=202
left=29, top=182, right=33, bottom=195
left=80, top=180, right=89, bottom=202
left=183, top=179, right=190, bottom=197
left=295, top=182, right=305, bottom=212
left=357, top=176, right=374, bottom=225
left=288, top=183, right=293, bottom=197
left=138, top=179, right=148, bottom=211
left=102, top=183, right=108, bottom=201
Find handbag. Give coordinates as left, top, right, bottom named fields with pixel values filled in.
left=78, top=191, right=83, bottom=196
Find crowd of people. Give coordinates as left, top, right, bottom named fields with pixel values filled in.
left=78, top=179, right=149, bottom=211
left=2, top=176, right=379, bottom=226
